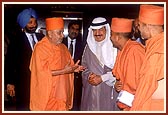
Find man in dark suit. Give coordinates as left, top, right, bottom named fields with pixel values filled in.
left=5, top=8, right=44, bottom=111
left=62, top=20, right=85, bottom=111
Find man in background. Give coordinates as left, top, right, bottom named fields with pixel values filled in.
left=62, top=20, right=84, bottom=110
left=132, top=18, right=145, bottom=45
left=5, top=8, right=44, bottom=110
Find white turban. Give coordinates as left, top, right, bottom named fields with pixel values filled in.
left=87, top=17, right=117, bottom=68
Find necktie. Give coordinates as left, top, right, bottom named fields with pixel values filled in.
left=69, top=40, right=73, bottom=56
left=31, top=34, right=36, bottom=48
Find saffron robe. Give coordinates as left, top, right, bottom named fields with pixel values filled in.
left=29, top=37, right=74, bottom=111
left=130, top=32, right=164, bottom=111
left=81, top=45, right=120, bottom=111
left=112, top=39, right=145, bottom=110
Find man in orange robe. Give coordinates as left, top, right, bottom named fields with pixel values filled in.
left=130, top=4, right=164, bottom=111
left=29, top=17, right=84, bottom=111
left=110, top=18, right=145, bottom=110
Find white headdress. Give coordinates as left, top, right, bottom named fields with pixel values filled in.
left=87, top=17, right=117, bottom=68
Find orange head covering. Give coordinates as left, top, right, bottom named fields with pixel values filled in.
left=111, top=17, right=133, bottom=33
left=45, top=17, right=64, bottom=31
left=139, top=4, right=164, bottom=25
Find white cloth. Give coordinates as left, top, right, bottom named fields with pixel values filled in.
left=87, top=17, right=117, bottom=69
left=96, top=42, right=104, bottom=67
left=101, top=72, right=116, bottom=87
left=25, top=32, right=38, bottom=50
left=68, top=37, right=76, bottom=59
left=86, top=17, right=117, bottom=87
left=117, top=90, right=134, bottom=107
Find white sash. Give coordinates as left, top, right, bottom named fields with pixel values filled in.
left=117, top=90, right=134, bottom=107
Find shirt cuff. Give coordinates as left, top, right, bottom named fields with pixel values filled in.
left=101, top=72, right=113, bottom=82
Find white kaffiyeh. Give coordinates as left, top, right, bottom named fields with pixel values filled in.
left=87, top=17, right=117, bottom=69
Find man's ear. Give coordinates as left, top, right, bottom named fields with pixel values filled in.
left=47, top=31, right=52, bottom=38
left=145, top=24, right=152, bottom=35
left=116, top=34, right=120, bottom=41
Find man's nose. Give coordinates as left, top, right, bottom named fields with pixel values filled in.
left=31, top=22, right=37, bottom=27
left=95, top=30, right=101, bottom=35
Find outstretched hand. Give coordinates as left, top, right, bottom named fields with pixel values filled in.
left=64, top=60, right=85, bottom=73
left=52, top=60, right=86, bottom=76
left=74, top=60, right=86, bottom=73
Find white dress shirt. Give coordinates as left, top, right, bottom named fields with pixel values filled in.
left=25, top=33, right=38, bottom=50
left=68, top=36, right=76, bottom=59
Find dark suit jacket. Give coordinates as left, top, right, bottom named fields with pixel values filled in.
left=4, top=31, right=44, bottom=110
left=62, top=35, right=84, bottom=63
left=62, top=35, right=85, bottom=109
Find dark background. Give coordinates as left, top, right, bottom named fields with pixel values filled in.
left=4, top=3, right=164, bottom=42
left=4, top=3, right=142, bottom=42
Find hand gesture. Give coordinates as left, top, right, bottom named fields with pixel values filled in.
left=64, top=60, right=77, bottom=73
left=74, top=60, right=86, bottom=73
left=64, top=60, right=85, bottom=73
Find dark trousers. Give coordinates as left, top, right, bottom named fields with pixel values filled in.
left=70, top=73, right=82, bottom=111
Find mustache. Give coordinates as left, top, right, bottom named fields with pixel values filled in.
left=71, top=32, right=78, bottom=35
left=94, top=35, right=103, bottom=37
left=29, top=27, right=37, bottom=30
left=25, top=27, right=37, bottom=33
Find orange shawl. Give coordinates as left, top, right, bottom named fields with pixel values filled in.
left=131, top=32, right=164, bottom=111
left=112, top=39, right=145, bottom=110
left=29, top=37, right=74, bottom=111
